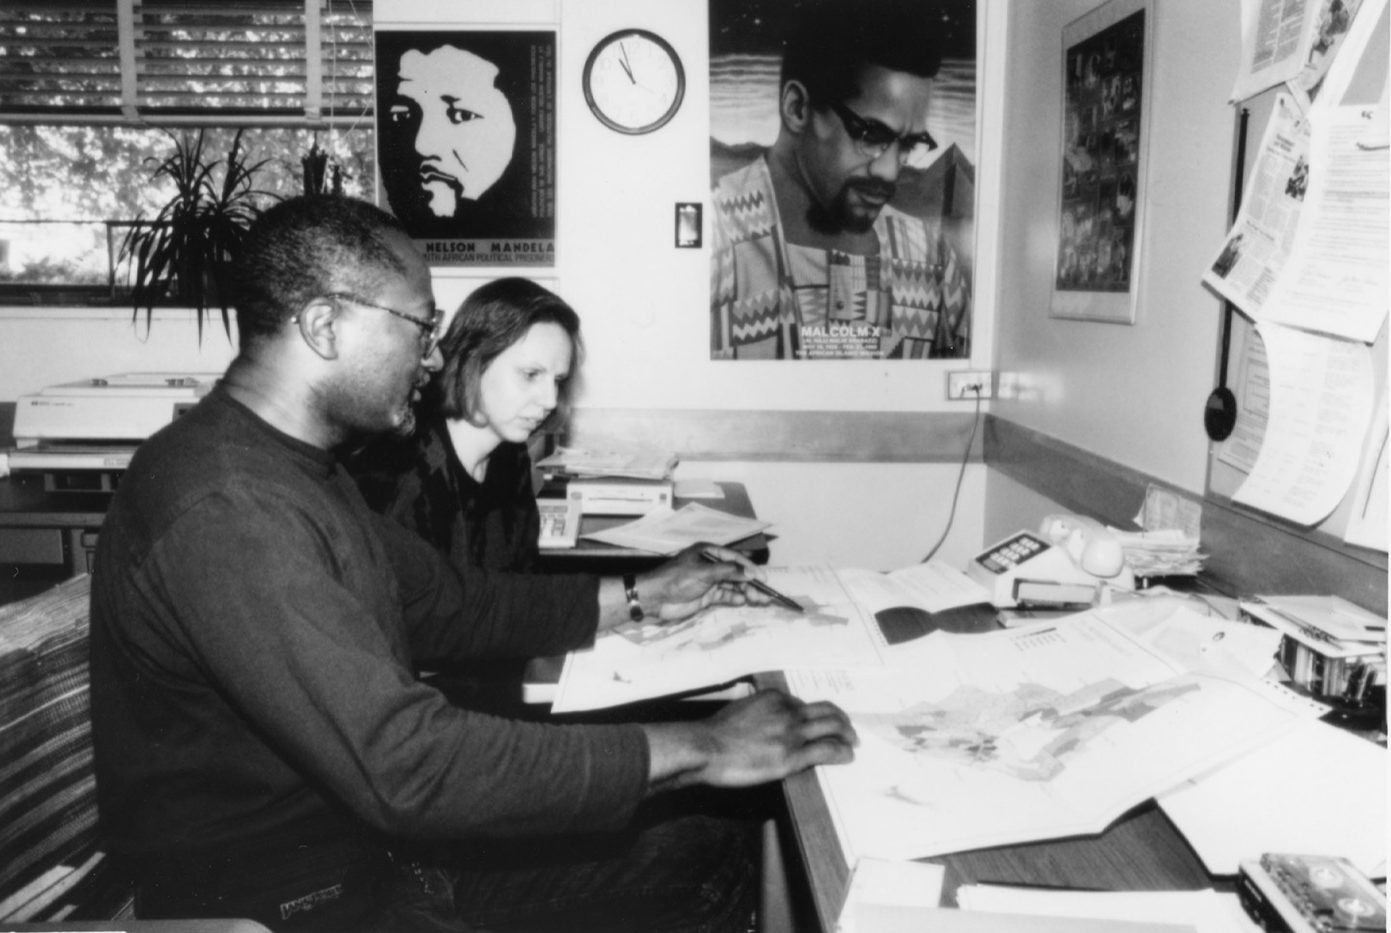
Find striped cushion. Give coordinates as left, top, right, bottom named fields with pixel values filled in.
left=0, top=574, right=134, bottom=922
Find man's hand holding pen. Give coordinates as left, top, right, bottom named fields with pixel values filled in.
left=599, top=543, right=805, bottom=630
left=629, top=543, right=774, bottom=625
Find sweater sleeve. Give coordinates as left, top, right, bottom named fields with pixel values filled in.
left=375, top=512, right=602, bottom=664
left=132, top=484, right=648, bottom=841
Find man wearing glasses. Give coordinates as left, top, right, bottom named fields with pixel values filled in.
left=710, top=0, right=971, bottom=360
left=89, top=196, right=857, bottom=931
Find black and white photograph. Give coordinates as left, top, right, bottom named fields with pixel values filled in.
left=708, top=0, right=977, bottom=360
left=375, top=30, right=556, bottom=266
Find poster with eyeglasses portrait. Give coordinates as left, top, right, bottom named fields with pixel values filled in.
left=375, top=30, right=555, bottom=267
left=1051, top=0, right=1150, bottom=323
left=708, top=0, right=977, bottom=360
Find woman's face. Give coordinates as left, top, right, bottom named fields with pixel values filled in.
left=473, top=321, right=573, bottom=444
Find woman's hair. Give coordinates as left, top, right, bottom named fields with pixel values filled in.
left=430, top=277, right=583, bottom=432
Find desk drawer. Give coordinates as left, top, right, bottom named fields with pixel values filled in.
left=0, top=527, right=66, bottom=566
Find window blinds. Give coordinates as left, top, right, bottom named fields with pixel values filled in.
left=0, top=0, right=373, bottom=125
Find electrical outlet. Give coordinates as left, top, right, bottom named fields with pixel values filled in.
left=947, top=370, right=994, bottom=400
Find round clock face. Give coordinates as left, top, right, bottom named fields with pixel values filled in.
left=583, top=29, right=685, bottom=135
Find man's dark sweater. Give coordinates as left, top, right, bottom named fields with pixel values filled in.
left=89, top=388, right=648, bottom=890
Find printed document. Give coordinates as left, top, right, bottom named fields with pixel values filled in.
left=1158, top=717, right=1387, bottom=877
left=785, top=602, right=1326, bottom=862
left=1260, top=103, right=1389, bottom=342
left=957, top=887, right=1257, bottom=933
left=1229, top=0, right=1319, bottom=102
left=1203, top=94, right=1311, bottom=321
left=581, top=503, right=771, bottom=555
left=551, top=565, right=889, bottom=712
left=1231, top=324, right=1374, bottom=525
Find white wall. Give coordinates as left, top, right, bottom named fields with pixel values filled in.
left=990, top=0, right=1238, bottom=495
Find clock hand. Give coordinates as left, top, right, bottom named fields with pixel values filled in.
left=619, top=42, right=635, bottom=83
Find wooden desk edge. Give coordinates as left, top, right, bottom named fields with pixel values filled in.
left=758, top=671, right=851, bottom=931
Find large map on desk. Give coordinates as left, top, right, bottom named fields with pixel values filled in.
left=786, top=601, right=1329, bottom=862
left=551, top=565, right=890, bottom=712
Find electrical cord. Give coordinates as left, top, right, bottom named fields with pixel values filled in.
left=921, top=387, right=984, bottom=563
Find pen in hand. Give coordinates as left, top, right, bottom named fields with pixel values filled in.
left=699, top=550, right=805, bottom=613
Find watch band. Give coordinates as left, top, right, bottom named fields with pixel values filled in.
left=622, top=574, right=644, bottom=622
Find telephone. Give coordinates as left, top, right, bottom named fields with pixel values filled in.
left=537, top=494, right=582, bottom=549
left=966, top=514, right=1135, bottom=608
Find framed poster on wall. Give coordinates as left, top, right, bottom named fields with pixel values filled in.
left=707, top=0, right=978, bottom=360
left=374, top=29, right=556, bottom=267
left=1050, top=0, right=1151, bottom=323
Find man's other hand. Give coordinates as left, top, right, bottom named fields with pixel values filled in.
left=643, top=689, right=857, bottom=793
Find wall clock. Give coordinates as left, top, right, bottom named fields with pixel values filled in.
left=582, top=29, right=685, bottom=135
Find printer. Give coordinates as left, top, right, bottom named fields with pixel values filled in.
left=8, top=372, right=220, bottom=491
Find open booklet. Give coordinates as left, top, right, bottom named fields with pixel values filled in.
left=549, top=561, right=991, bottom=713
left=785, top=600, right=1328, bottom=862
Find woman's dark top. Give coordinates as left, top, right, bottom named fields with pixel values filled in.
left=351, top=417, right=542, bottom=573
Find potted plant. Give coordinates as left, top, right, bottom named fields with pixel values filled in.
left=119, top=128, right=274, bottom=340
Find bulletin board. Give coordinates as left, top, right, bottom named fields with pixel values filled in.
left=1206, top=0, right=1388, bottom=554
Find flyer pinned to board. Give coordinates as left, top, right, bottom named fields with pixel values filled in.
left=1232, top=323, right=1375, bottom=525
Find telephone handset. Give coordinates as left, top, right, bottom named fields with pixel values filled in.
left=966, top=514, right=1135, bottom=608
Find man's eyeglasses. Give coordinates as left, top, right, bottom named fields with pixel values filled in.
left=828, top=102, right=938, bottom=169
left=328, top=292, right=443, bottom=358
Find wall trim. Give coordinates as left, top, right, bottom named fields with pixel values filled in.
left=562, top=408, right=986, bottom=463
left=7, top=398, right=1381, bottom=613
left=985, top=416, right=1388, bottom=615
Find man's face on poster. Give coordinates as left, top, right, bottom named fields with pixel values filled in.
left=798, top=65, right=934, bottom=235
left=387, top=46, right=517, bottom=220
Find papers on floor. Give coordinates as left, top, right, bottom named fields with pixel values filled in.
left=957, top=886, right=1257, bottom=933
left=581, top=502, right=771, bottom=554
left=1158, top=717, right=1386, bottom=877
left=785, top=601, right=1328, bottom=863
left=551, top=565, right=890, bottom=712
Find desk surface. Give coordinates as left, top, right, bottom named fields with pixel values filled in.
left=763, top=603, right=1216, bottom=932
left=0, top=473, right=109, bottom=528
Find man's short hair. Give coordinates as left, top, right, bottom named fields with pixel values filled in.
left=431, top=276, right=582, bottom=432
left=232, top=195, right=411, bottom=346
left=780, top=0, right=944, bottom=108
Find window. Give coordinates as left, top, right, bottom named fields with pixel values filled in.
left=0, top=0, right=375, bottom=303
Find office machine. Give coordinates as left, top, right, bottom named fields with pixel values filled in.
left=8, top=373, right=219, bottom=491
left=967, top=513, right=1135, bottom=608
left=537, top=496, right=582, bottom=550
left=559, top=477, right=674, bottom=517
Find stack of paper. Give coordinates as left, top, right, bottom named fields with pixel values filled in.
left=535, top=445, right=678, bottom=480
left=1242, top=595, right=1387, bottom=699
left=1157, top=717, right=1386, bottom=878
left=580, top=502, right=771, bottom=554
left=957, top=886, right=1256, bottom=933
left=1244, top=595, right=1387, bottom=652
left=1114, top=528, right=1205, bottom=578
